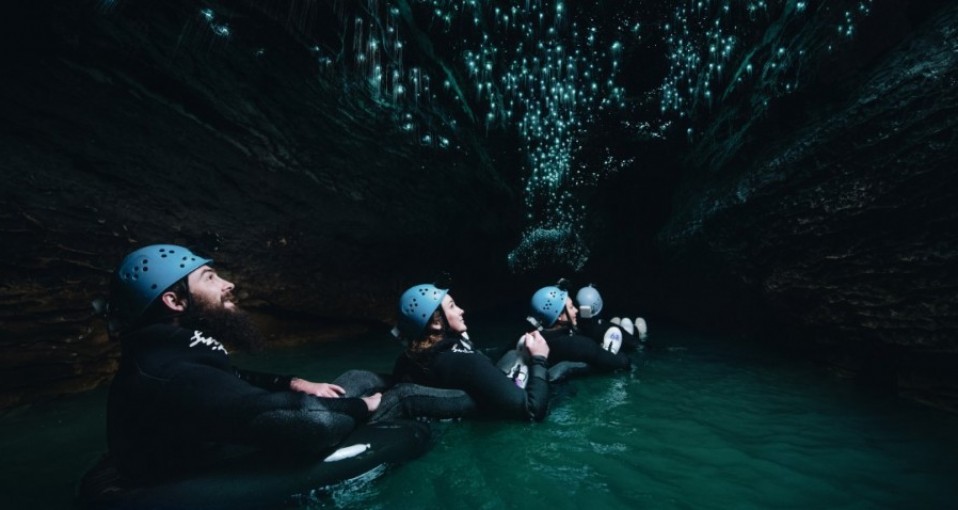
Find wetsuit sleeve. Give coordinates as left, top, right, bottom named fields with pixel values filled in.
left=161, top=362, right=369, bottom=456
left=234, top=368, right=294, bottom=392
left=236, top=368, right=391, bottom=396
left=525, top=355, right=550, bottom=421
left=547, top=334, right=631, bottom=371
left=431, top=352, right=549, bottom=422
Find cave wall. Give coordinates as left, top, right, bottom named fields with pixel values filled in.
left=3, top=0, right=956, bottom=413
left=654, top=2, right=958, bottom=409
left=0, top=0, right=521, bottom=409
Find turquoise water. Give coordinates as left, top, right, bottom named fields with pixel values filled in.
left=3, top=323, right=957, bottom=509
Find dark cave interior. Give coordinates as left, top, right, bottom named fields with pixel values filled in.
left=0, top=0, right=955, bottom=412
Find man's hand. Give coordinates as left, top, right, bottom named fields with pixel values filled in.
left=289, top=377, right=346, bottom=398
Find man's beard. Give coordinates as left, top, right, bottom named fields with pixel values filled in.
left=179, top=296, right=265, bottom=353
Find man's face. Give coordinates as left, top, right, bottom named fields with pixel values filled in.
left=180, top=265, right=263, bottom=351
left=187, top=266, right=236, bottom=313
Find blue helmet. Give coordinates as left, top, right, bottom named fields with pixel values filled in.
left=111, top=244, right=212, bottom=324
left=530, top=286, right=568, bottom=327
left=397, top=284, right=448, bottom=339
left=575, top=284, right=603, bottom=317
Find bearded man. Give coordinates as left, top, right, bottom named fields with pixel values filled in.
left=103, top=244, right=382, bottom=483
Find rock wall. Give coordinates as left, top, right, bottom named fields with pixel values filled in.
left=656, top=2, right=958, bottom=410
left=0, top=0, right=519, bottom=409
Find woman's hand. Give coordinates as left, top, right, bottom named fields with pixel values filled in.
left=523, top=330, right=550, bottom=358
left=289, top=378, right=346, bottom=398
left=361, top=392, right=382, bottom=412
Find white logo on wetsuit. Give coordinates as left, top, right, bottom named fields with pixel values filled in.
left=190, top=330, right=228, bottom=354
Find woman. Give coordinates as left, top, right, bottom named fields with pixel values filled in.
left=528, top=284, right=632, bottom=373
left=392, top=283, right=552, bottom=422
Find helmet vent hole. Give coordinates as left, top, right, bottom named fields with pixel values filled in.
left=151, top=284, right=157, bottom=289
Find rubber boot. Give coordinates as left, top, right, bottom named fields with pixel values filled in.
left=602, top=326, right=623, bottom=354
left=635, top=317, right=648, bottom=340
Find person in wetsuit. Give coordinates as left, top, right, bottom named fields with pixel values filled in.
left=97, top=244, right=383, bottom=485
left=527, top=284, right=631, bottom=375
left=391, top=283, right=552, bottom=422
left=573, top=284, right=647, bottom=353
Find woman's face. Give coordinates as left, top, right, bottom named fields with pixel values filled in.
left=440, top=294, right=467, bottom=334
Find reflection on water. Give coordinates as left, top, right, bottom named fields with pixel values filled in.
left=3, top=323, right=956, bottom=509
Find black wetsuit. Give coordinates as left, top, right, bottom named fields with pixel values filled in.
left=542, top=327, right=631, bottom=371
left=392, top=336, right=550, bottom=421
left=107, top=322, right=370, bottom=483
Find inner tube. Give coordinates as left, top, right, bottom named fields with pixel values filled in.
left=76, top=419, right=432, bottom=510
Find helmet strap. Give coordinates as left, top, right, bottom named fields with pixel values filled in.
left=558, top=308, right=578, bottom=333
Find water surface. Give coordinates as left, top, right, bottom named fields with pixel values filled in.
left=3, top=323, right=956, bottom=509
